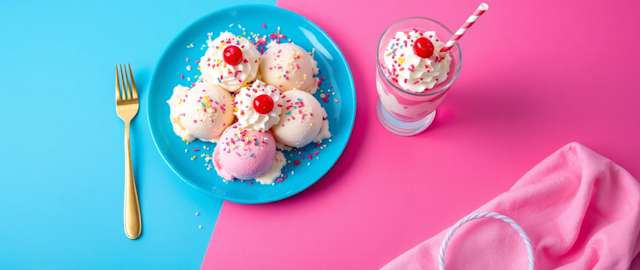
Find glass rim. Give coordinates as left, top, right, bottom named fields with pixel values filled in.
left=376, top=16, right=463, bottom=97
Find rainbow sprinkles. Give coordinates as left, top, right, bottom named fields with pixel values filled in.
left=166, top=23, right=335, bottom=185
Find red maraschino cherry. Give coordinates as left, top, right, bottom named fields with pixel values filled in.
left=253, top=94, right=274, bottom=114
left=223, top=45, right=243, bottom=66
left=413, top=37, right=434, bottom=58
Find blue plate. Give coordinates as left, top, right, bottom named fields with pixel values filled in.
left=147, top=5, right=355, bottom=204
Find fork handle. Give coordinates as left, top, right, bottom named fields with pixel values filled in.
left=123, top=121, right=142, bottom=239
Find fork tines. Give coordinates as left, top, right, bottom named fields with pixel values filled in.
left=116, top=64, right=138, bottom=101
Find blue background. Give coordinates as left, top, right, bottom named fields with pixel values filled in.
left=0, top=0, right=275, bottom=269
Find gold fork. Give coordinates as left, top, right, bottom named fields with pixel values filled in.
left=115, top=64, right=142, bottom=239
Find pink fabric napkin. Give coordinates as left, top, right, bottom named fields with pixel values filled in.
left=383, top=142, right=640, bottom=270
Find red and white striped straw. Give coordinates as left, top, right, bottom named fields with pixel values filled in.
left=439, top=3, right=489, bottom=57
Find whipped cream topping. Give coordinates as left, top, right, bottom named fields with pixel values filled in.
left=234, top=80, right=283, bottom=132
left=383, top=30, right=451, bottom=93
left=200, top=31, right=260, bottom=92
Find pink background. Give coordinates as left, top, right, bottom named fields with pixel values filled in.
left=202, top=0, right=640, bottom=269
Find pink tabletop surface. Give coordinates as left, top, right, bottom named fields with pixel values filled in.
left=202, top=0, right=640, bottom=269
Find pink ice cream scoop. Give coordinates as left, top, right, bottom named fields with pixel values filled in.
left=212, top=124, right=276, bottom=180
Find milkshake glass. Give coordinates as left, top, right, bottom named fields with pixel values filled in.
left=376, top=17, right=462, bottom=136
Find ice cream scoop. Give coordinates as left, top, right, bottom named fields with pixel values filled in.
left=234, top=80, right=283, bottom=132
left=259, top=42, right=319, bottom=94
left=167, top=85, right=195, bottom=142
left=200, top=31, right=260, bottom=92
left=212, top=124, right=276, bottom=180
left=272, top=89, right=331, bottom=148
left=167, top=82, right=235, bottom=142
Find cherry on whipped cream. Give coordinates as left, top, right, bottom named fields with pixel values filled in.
left=253, top=94, right=274, bottom=114
left=223, top=45, right=243, bottom=66
left=413, top=37, right=434, bottom=58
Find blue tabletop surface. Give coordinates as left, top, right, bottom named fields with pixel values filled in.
left=0, top=0, right=275, bottom=268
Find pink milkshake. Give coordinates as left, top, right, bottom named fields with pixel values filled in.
left=376, top=17, right=462, bottom=136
